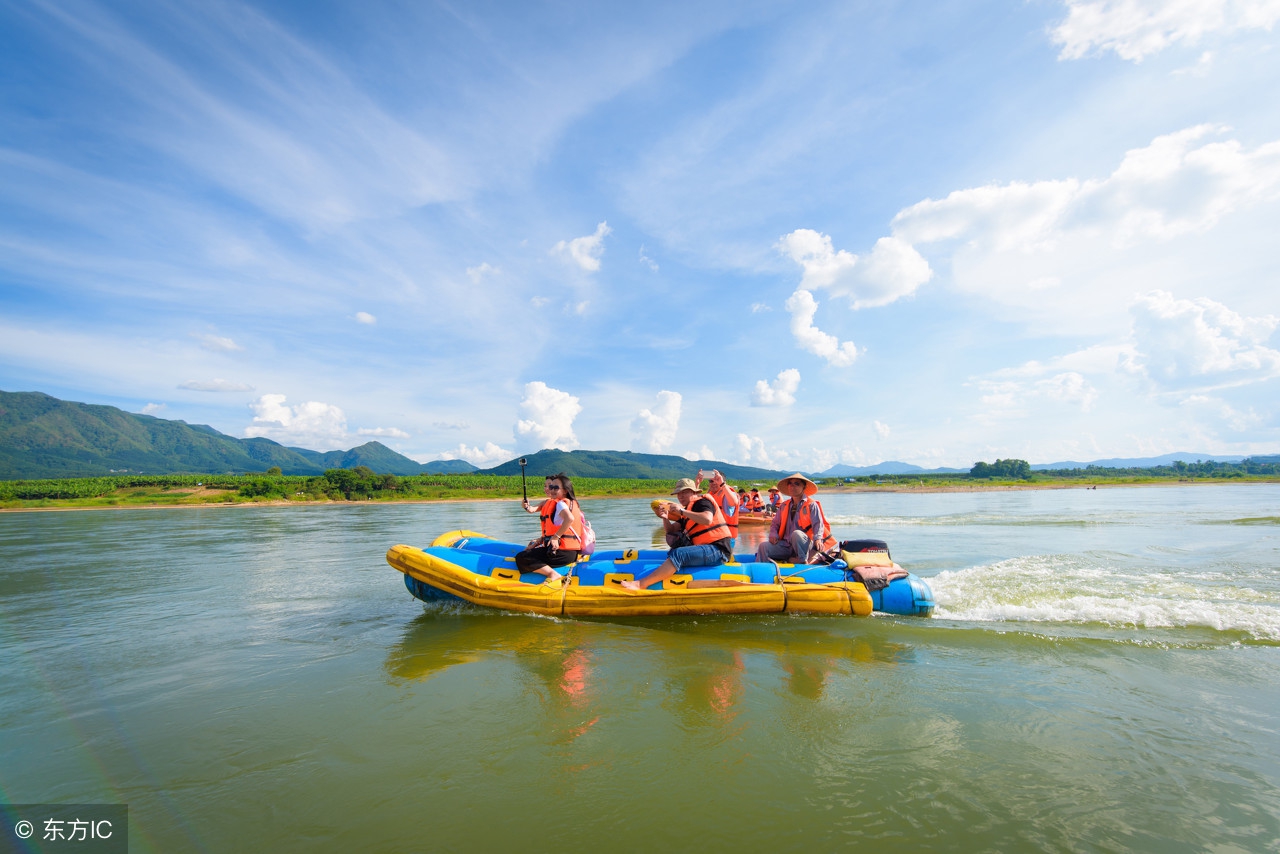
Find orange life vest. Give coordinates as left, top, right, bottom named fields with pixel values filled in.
left=747, top=493, right=763, bottom=511
left=706, top=483, right=740, bottom=536
left=776, top=497, right=835, bottom=551
left=678, top=495, right=731, bottom=545
left=539, top=497, right=583, bottom=550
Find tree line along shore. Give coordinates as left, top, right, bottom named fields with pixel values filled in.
left=2, top=458, right=1278, bottom=510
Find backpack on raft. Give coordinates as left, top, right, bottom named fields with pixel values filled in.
left=836, top=539, right=907, bottom=591
left=578, top=512, right=597, bottom=556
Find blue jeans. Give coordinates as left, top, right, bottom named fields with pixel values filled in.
left=669, top=543, right=730, bottom=571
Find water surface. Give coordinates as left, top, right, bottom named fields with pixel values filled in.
left=2, top=485, right=1278, bottom=851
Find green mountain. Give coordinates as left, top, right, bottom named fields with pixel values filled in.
left=480, top=449, right=789, bottom=482
left=0, top=390, right=432, bottom=479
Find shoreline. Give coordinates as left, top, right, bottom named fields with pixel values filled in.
left=1, top=478, right=1267, bottom=514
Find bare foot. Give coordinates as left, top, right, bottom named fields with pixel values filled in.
left=619, top=580, right=641, bottom=590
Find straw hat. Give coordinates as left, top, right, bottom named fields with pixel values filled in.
left=777, top=473, right=818, bottom=497
left=670, top=478, right=699, bottom=495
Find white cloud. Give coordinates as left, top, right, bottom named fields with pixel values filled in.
left=552, top=221, right=612, bottom=272
left=874, top=420, right=891, bottom=439
left=684, top=444, right=716, bottom=461
left=179, top=378, right=254, bottom=392
left=244, top=393, right=350, bottom=448
left=194, top=332, right=241, bottom=352
left=1128, top=289, right=1280, bottom=388
left=778, top=229, right=932, bottom=309
left=514, top=381, right=581, bottom=451
left=894, top=126, right=1280, bottom=251
left=466, top=262, right=499, bottom=284
left=1179, top=394, right=1262, bottom=430
left=357, top=426, right=410, bottom=439
left=638, top=245, right=659, bottom=272
left=438, top=442, right=513, bottom=467
left=750, top=302, right=771, bottom=313
left=975, top=371, right=1100, bottom=413
left=631, top=390, right=682, bottom=452
left=734, top=433, right=778, bottom=468
left=784, top=289, right=859, bottom=367
left=140, top=403, right=166, bottom=415
left=878, top=126, right=1280, bottom=330
left=751, top=368, right=801, bottom=406
left=433, top=420, right=470, bottom=430
left=1052, top=0, right=1280, bottom=62
left=355, top=311, right=376, bottom=325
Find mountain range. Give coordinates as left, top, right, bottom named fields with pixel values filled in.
left=1, top=390, right=1267, bottom=480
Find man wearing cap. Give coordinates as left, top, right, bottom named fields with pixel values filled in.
left=756, top=473, right=837, bottom=564
left=622, top=478, right=733, bottom=590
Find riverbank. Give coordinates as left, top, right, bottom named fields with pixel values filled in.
left=3, top=475, right=1276, bottom=512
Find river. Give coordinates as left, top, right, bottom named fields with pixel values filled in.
left=2, top=484, right=1278, bottom=851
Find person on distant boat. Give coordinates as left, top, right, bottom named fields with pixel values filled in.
left=622, top=478, right=732, bottom=590
left=748, top=488, right=764, bottom=512
left=766, top=487, right=780, bottom=515
left=695, top=468, right=740, bottom=552
left=517, top=472, right=583, bottom=582
left=756, top=474, right=837, bottom=564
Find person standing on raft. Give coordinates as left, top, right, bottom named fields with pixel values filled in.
left=694, top=468, right=740, bottom=553
left=516, top=472, right=583, bottom=582
left=756, top=473, right=836, bottom=564
left=621, top=478, right=732, bottom=590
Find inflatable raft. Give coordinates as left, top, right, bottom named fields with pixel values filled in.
left=387, top=531, right=935, bottom=618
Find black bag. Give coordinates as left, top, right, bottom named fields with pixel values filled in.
left=839, top=538, right=891, bottom=559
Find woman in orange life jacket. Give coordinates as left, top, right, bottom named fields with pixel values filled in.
left=748, top=488, right=764, bottom=512
left=516, top=472, right=583, bottom=581
left=621, top=478, right=732, bottom=590
left=694, top=468, right=740, bottom=552
left=755, top=473, right=836, bottom=565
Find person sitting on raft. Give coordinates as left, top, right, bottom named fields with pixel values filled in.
left=766, top=486, right=780, bottom=515
left=756, top=473, right=837, bottom=565
left=694, top=467, right=740, bottom=552
left=621, top=478, right=732, bottom=590
left=516, top=472, right=583, bottom=582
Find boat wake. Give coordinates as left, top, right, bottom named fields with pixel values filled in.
left=929, top=554, right=1280, bottom=643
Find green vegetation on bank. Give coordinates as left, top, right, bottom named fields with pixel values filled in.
left=2, top=457, right=1279, bottom=510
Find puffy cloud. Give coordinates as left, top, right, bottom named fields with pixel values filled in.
left=894, top=126, right=1280, bottom=252
left=466, top=262, right=499, bottom=284
left=733, top=433, right=778, bottom=468
left=194, top=332, right=242, bottom=352
left=1035, top=372, right=1100, bottom=411
left=357, top=426, right=410, bottom=439
left=874, top=420, right=891, bottom=439
left=784, top=290, right=859, bottom=367
left=437, top=442, right=513, bottom=467
left=683, top=444, right=716, bottom=461
left=140, top=403, right=166, bottom=415
left=751, top=368, right=801, bottom=406
left=638, top=245, right=659, bottom=272
left=514, top=381, right=581, bottom=451
left=1052, top=0, right=1280, bottom=62
left=244, top=393, right=349, bottom=448
left=778, top=229, right=932, bottom=309
left=631, top=390, right=682, bottom=453
left=1128, top=289, right=1280, bottom=388
left=179, top=378, right=254, bottom=392
left=355, top=311, right=377, bottom=325
left=553, top=221, right=612, bottom=273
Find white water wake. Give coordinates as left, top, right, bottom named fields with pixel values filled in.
left=929, top=554, right=1280, bottom=641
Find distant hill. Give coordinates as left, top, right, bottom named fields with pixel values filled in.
left=420, top=459, right=479, bottom=474
left=0, top=390, right=428, bottom=479
left=1032, top=452, right=1247, bottom=470
left=481, top=449, right=788, bottom=482
left=818, top=461, right=967, bottom=476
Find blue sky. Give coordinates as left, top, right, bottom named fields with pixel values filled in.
left=2, top=0, right=1278, bottom=470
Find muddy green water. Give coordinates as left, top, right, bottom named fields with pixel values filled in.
left=2, top=485, right=1279, bottom=852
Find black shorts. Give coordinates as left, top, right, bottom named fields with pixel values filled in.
left=515, top=544, right=579, bottom=571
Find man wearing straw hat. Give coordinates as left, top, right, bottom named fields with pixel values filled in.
left=755, top=473, right=836, bottom=564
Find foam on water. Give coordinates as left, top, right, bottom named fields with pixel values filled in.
left=930, top=553, right=1280, bottom=642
